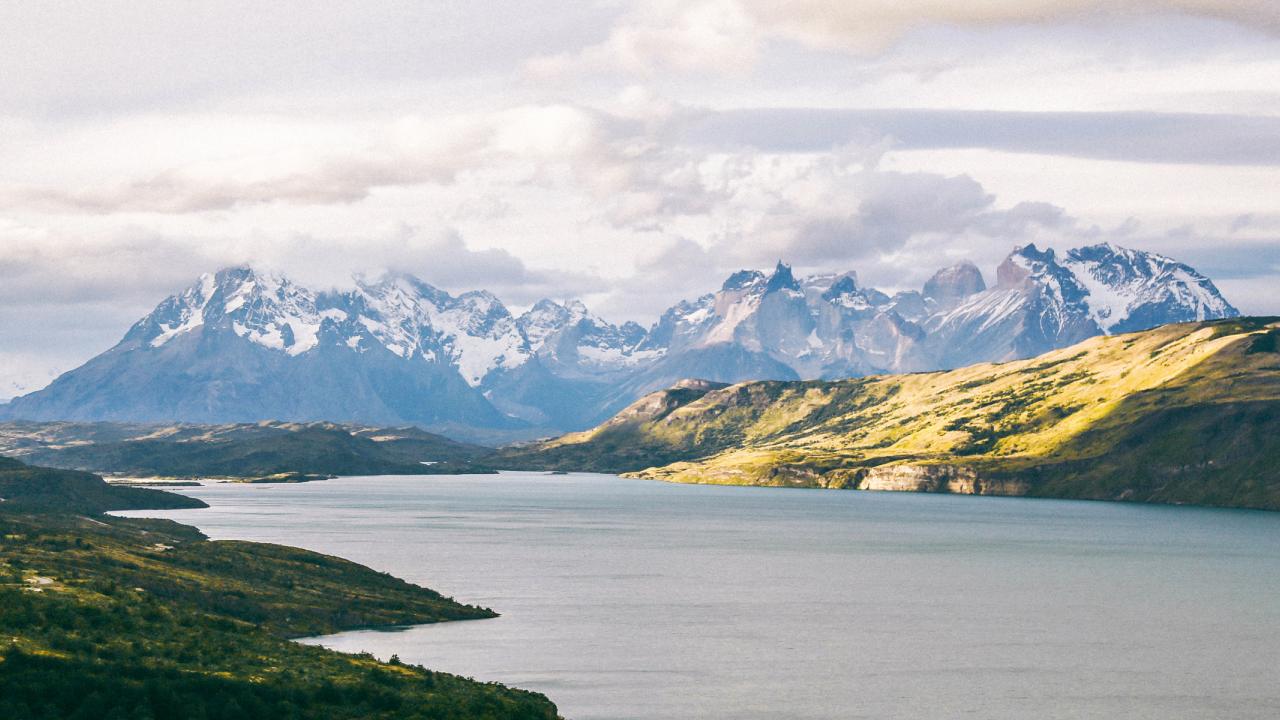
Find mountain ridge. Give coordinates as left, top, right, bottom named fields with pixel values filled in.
left=2, top=242, right=1239, bottom=440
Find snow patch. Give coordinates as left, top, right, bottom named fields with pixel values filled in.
left=150, top=310, right=206, bottom=347
left=577, top=346, right=664, bottom=366
left=702, top=295, right=761, bottom=345
left=1062, top=257, right=1131, bottom=332
left=150, top=273, right=216, bottom=347
left=836, top=294, right=870, bottom=311
left=680, top=306, right=712, bottom=325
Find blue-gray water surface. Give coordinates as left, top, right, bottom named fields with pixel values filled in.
left=120, top=472, right=1280, bottom=719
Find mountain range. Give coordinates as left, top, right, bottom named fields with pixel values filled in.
left=0, top=242, right=1238, bottom=440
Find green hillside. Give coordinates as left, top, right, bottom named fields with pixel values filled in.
left=0, top=458, right=558, bottom=719
left=500, top=318, right=1280, bottom=510
left=0, top=456, right=207, bottom=513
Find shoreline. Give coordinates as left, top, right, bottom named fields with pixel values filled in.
left=0, top=459, right=560, bottom=719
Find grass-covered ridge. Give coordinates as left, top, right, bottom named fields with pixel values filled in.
left=501, top=318, right=1280, bottom=510
left=0, top=458, right=558, bottom=719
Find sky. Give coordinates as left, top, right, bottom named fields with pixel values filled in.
left=2, top=1, right=1279, bottom=397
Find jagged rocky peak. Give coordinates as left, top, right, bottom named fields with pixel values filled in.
left=996, top=244, right=1058, bottom=289
left=449, top=289, right=517, bottom=334
left=517, top=298, right=599, bottom=341
left=364, top=272, right=517, bottom=318
left=124, top=271, right=219, bottom=346
left=419, top=292, right=527, bottom=387
left=887, top=291, right=929, bottom=321
left=128, top=266, right=324, bottom=356
left=1067, top=242, right=1146, bottom=273
left=347, top=272, right=450, bottom=360
left=515, top=297, right=645, bottom=369
left=764, top=261, right=801, bottom=294
left=517, top=299, right=576, bottom=350
left=925, top=241, right=1240, bottom=370
left=820, top=275, right=858, bottom=301
left=988, top=241, right=1238, bottom=333
left=813, top=271, right=890, bottom=317
left=721, top=269, right=767, bottom=292
left=803, top=270, right=855, bottom=290
left=521, top=298, right=574, bottom=320
left=618, top=321, right=647, bottom=346
left=923, top=261, right=986, bottom=307
left=1060, top=241, right=1238, bottom=332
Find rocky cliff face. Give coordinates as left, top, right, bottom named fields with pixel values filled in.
left=923, top=261, right=987, bottom=310
left=853, top=464, right=1030, bottom=496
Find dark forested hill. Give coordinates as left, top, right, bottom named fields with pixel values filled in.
left=0, top=458, right=558, bottom=719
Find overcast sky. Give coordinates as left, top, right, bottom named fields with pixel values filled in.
left=2, top=1, right=1279, bottom=396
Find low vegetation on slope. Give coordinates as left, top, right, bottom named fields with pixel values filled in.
left=0, top=421, right=494, bottom=478
left=0, top=456, right=207, bottom=513
left=501, top=319, right=1280, bottom=510
left=0, top=458, right=557, bottom=719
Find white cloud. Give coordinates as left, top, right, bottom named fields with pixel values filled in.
left=0, top=114, right=496, bottom=213
left=745, top=0, right=1280, bottom=53
left=527, top=1, right=759, bottom=77
left=0, top=2, right=1276, bottom=391
left=528, top=0, right=1280, bottom=78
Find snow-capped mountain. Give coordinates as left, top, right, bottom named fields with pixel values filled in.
left=925, top=243, right=1238, bottom=366
left=924, top=245, right=1102, bottom=366
left=130, top=267, right=324, bottom=355
left=1060, top=243, right=1236, bottom=333
left=0, top=243, right=1238, bottom=440
left=518, top=299, right=651, bottom=371
left=4, top=267, right=510, bottom=432
left=346, top=274, right=529, bottom=386
left=635, top=262, right=927, bottom=380
left=1, top=266, right=659, bottom=438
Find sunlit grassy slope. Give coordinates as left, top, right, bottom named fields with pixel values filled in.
left=501, top=318, right=1280, bottom=509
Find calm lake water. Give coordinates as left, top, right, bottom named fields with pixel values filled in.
left=120, top=472, right=1280, bottom=720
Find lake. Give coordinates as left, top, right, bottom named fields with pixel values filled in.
left=119, top=472, right=1280, bottom=719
